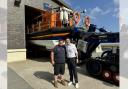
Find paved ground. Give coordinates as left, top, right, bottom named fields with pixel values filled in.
left=8, top=58, right=119, bottom=89
left=8, top=67, right=33, bottom=89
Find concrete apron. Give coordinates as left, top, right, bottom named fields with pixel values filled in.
left=7, top=49, right=26, bottom=62
left=8, top=59, right=119, bottom=89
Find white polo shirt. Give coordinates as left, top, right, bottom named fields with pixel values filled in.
left=65, top=43, right=78, bottom=58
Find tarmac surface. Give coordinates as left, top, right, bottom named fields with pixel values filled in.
left=8, top=57, right=119, bottom=89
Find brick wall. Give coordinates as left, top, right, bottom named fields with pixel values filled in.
left=7, top=0, right=59, bottom=49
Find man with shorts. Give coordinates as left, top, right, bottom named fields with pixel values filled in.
left=51, top=39, right=66, bottom=88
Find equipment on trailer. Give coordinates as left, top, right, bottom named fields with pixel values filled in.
left=73, top=30, right=119, bottom=85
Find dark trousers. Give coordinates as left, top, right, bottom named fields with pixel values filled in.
left=67, top=58, right=78, bottom=83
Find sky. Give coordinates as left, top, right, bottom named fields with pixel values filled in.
left=63, top=0, right=119, bottom=32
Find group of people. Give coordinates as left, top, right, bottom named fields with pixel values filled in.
left=50, top=16, right=96, bottom=88
left=51, top=38, right=79, bottom=88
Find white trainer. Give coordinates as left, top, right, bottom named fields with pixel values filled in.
left=68, top=81, right=73, bottom=86
left=75, top=83, right=79, bottom=88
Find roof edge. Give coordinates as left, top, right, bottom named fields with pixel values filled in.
left=51, top=0, right=74, bottom=11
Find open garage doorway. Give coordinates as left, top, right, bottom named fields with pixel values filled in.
left=25, top=5, right=51, bottom=59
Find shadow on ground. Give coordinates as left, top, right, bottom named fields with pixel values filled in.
left=27, top=50, right=51, bottom=62
left=34, top=71, right=53, bottom=83
left=28, top=57, right=50, bottom=62
left=33, top=71, right=70, bottom=86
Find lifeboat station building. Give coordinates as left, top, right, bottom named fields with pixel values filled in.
left=7, top=0, right=73, bottom=62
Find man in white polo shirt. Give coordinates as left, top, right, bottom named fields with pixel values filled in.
left=65, top=38, right=79, bottom=88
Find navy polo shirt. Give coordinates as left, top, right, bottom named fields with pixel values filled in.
left=53, top=45, right=66, bottom=63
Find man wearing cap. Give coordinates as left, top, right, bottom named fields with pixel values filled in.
left=51, top=39, right=66, bottom=88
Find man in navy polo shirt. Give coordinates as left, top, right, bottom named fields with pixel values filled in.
left=51, top=39, right=66, bottom=88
